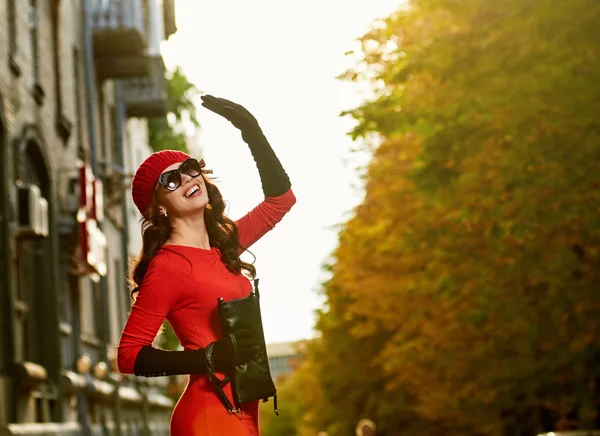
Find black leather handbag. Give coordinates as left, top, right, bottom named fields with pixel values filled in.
left=204, top=279, right=278, bottom=419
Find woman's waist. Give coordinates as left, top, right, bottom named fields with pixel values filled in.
left=184, top=375, right=259, bottom=412
left=187, top=372, right=233, bottom=392
left=182, top=373, right=232, bottom=409
left=188, top=372, right=224, bottom=383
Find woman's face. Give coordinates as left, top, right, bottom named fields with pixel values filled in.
left=155, top=161, right=210, bottom=217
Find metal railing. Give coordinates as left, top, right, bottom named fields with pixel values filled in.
left=91, top=0, right=147, bottom=55
left=123, top=55, right=168, bottom=117
left=91, top=0, right=144, bottom=32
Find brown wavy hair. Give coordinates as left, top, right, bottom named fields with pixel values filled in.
left=129, top=162, right=256, bottom=299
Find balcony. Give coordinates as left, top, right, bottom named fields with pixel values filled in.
left=123, top=55, right=168, bottom=118
left=163, top=0, right=177, bottom=39
left=91, top=0, right=150, bottom=79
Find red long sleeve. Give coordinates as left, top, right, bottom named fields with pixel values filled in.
left=235, top=188, right=296, bottom=251
left=117, top=251, right=191, bottom=375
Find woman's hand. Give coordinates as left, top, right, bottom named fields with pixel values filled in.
left=211, top=328, right=261, bottom=372
left=200, top=95, right=262, bottom=141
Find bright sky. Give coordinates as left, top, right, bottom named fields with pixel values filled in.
left=161, top=0, right=403, bottom=344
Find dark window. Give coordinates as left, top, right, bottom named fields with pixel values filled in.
left=81, top=278, right=98, bottom=339
left=98, top=90, right=108, bottom=162
left=93, top=280, right=104, bottom=338
left=16, top=237, right=45, bottom=364
left=8, top=0, right=20, bottom=75
left=52, top=0, right=72, bottom=142
left=73, top=47, right=84, bottom=158
left=29, top=0, right=38, bottom=76
left=15, top=142, right=51, bottom=365
left=52, top=1, right=62, bottom=110
left=29, top=0, right=44, bottom=104
left=63, top=273, right=80, bottom=369
left=57, top=241, right=71, bottom=324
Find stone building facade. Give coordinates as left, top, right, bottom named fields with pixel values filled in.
left=0, top=0, right=177, bottom=434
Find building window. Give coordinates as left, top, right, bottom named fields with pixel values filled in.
left=15, top=142, right=51, bottom=365
left=73, top=47, right=84, bottom=158
left=93, top=280, right=104, bottom=339
left=52, top=0, right=72, bottom=142
left=81, top=277, right=103, bottom=345
left=58, top=269, right=77, bottom=370
left=99, top=92, right=108, bottom=162
left=29, top=0, right=45, bottom=105
left=80, top=279, right=93, bottom=336
left=16, top=237, right=45, bottom=364
left=8, top=0, right=20, bottom=75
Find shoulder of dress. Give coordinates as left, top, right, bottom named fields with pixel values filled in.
left=142, top=251, right=194, bottom=292
left=148, top=248, right=192, bottom=272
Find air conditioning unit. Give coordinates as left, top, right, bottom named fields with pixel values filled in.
left=38, top=196, right=49, bottom=236
left=64, top=175, right=81, bottom=215
left=17, top=183, right=49, bottom=238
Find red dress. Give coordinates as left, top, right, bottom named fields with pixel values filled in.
left=117, top=189, right=296, bottom=435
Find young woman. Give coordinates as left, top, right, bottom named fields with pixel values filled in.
left=117, top=95, right=296, bottom=435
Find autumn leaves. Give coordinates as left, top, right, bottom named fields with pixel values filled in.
left=262, top=0, right=600, bottom=435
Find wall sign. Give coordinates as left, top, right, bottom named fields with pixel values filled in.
left=78, top=163, right=107, bottom=276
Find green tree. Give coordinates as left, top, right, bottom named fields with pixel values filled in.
left=148, top=66, right=200, bottom=153
left=259, top=374, right=302, bottom=436
left=297, top=0, right=600, bottom=434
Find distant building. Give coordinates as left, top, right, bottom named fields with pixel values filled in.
left=267, top=340, right=308, bottom=381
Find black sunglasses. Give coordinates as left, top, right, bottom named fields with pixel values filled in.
left=158, top=158, right=204, bottom=191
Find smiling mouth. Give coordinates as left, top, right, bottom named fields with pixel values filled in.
left=184, top=185, right=201, bottom=198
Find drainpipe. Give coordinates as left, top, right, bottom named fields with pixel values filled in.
left=81, top=1, right=106, bottom=435
left=82, top=0, right=98, bottom=175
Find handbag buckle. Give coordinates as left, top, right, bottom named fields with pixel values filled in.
left=229, top=408, right=245, bottom=420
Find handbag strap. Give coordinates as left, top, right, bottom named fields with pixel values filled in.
left=204, top=335, right=244, bottom=420
left=254, top=278, right=260, bottom=297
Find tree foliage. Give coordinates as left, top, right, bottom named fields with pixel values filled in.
left=280, top=0, right=600, bottom=435
left=148, top=66, right=200, bottom=153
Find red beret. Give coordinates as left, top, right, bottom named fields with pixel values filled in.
left=131, top=149, right=191, bottom=218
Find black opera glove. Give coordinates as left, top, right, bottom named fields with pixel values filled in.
left=200, top=95, right=291, bottom=197
left=132, top=328, right=261, bottom=377
left=200, top=95, right=263, bottom=143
